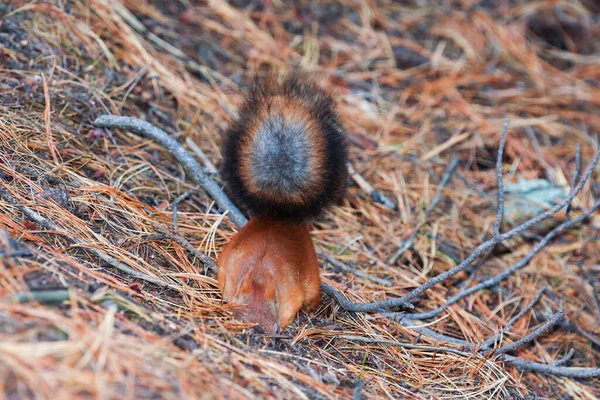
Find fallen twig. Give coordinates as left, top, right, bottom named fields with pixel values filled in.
left=0, top=188, right=173, bottom=288
left=491, top=311, right=564, bottom=356
left=387, top=315, right=600, bottom=378
left=388, top=156, right=460, bottom=265
left=333, top=142, right=600, bottom=314
left=347, top=162, right=396, bottom=210
left=152, top=222, right=218, bottom=274
left=93, top=115, right=248, bottom=227
left=318, top=250, right=391, bottom=287
left=406, top=203, right=598, bottom=320
left=321, top=282, right=413, bottom=311
left=493, top=119, right=509, bottom=237
left=482, top=287, right=548, bottom=348
left=171, top=184, right=202, bottom=227
left=330, top=320, right=600, bottom=378
left=565, top=143, right=581, bottom=221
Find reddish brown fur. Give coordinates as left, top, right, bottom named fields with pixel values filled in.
left=217, top=218, right=321, bottom=333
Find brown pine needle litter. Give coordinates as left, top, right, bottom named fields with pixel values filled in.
left=1, top=0, right=599, bottom=398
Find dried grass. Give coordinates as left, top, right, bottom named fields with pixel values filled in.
left=1, top=0, right=599, bottom=398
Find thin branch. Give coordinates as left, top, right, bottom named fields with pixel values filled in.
left=553, top=349, right=575, bottom=366
left=502, top=356, right=600, bottom=379
left=493, top=119, right=509, bottom=238
left=388, top=156, right=459, bottom=264
left=482, top=287, right=548, bottom=348
left=492, top=311, right=564, bottom=355
left=382, top=314, right=600, bottom=378
left=337, top=334, right=477, bottom=358
left=323, top=192, right=599, bottom=316
left=318, top=250, right=391, bottom=287
left=0, top=188, right=173, bottom=288
left=321, top=282, right=413, bottom=311
left=565, top=143, right=581, bottom=221
left=394, top=142, right=599, bottom=308
left=93, top=115, right=248, bottom=227
left=152, top=222, right=218, bottom=274
left=406, top=202, right=598, bottom=320
left=347, top=162, right=396, bottom=210
left=171, top=184, right=202, bottom=227
left=322, top=140, right=599, bottom=315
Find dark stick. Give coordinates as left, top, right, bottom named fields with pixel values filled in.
left=321, top=282, right=413, bottom=311
left=93, top=115, right=248, bottom=227
left=395, top=142, right=599, bottom=307
left=319, top=251, right=391, bottom=287
left=388, top=156, right=459, bottom=264
left=347, top=162, right=396, bottom=210
left=492, top=311, right=564, bottom=355
left=171, top=184, right=201, bottom=227
left=405, top=202, right=598, bottom=320
left=322, top=143, right=599, bottom=314
left=565, top=143, right=581, bottom=221
left=338, top=334, right=478, bottom=358
left=152, top=222, right=217, bottom=274
left=493, top=119, right=509, bottom=238
left=482, top=287, right=548, bottom=348
left=382, top=314, right=600, bottom=378
left=0, top=188, right=172, bottom=288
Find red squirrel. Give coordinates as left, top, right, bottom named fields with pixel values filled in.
left=217, top=73, right=348, bottom=333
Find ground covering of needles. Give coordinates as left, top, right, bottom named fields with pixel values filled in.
left=1, top=1, right=599, bottom=398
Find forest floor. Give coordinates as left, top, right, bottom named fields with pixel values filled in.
left=1, top=0, right=599, bottom=399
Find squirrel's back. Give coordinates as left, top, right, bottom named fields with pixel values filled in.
left=221, top=73, right=348, bottom=221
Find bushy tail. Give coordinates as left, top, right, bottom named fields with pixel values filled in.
left=221, top=73, right=348, bottom=221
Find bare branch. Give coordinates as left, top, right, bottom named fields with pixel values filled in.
left=493, top=119, right=509, bottom=237
left=565, top=143, right=581, bottom=221
left=384, top=314, right=600, bottom=378
left=171, top=184, right=202, bottom=227
left=388, top=156, right=459, bottom=264
left=406, top=202, right=598, bottom=320
left=323, top=143, right=599, bottom=315
left=502, top=356, right=600, bottom=379
left=0, top=188, right=173, bottom=288
left=321, top=282, right=413, bottom=311
left=337, top=334, right=477, bottom=358
left=482, top=287, right=548, bottom=348
left=319, top=251, right=391, bottom=287
left=93, top=115, right=248, bottom=227
left=492, top=311, right=564, bottom=355
left=347, top=162, right=396, bottom=210
left=394, top=142, right=599, bottom=308
left=152, top=222, right=217, bottom=274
